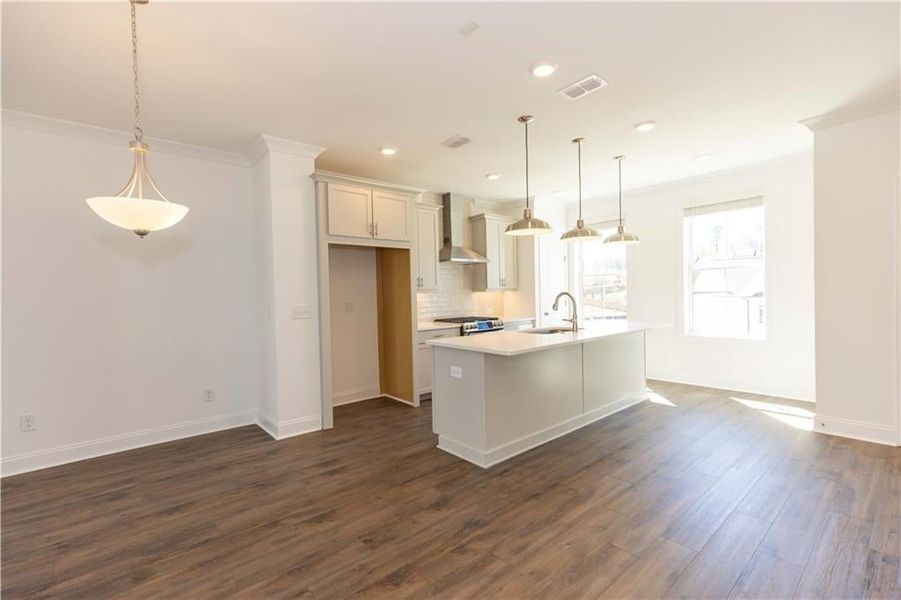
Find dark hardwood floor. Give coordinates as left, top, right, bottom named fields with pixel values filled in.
left=2, top=381, right=898, bottom=599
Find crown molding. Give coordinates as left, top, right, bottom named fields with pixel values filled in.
left=2, top=110, right=251, bottom=167
left=800, top=92, right=901, bottom=132
left=311, top=169, right=425, bottom=195
left=249, top=134, right=326, bottom=165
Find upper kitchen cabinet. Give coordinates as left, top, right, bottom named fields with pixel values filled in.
left=314, top=171, right=420, bottom=247
left=414, top=204, right=441, bottom=291
left=470, top=214, right=518, bottom=291
left=372, top=191, right=410, bottom=241
left=327, top=184, right=372, bottom=239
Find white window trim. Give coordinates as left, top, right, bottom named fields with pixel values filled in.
left=678, top=196, right=768, bottom=343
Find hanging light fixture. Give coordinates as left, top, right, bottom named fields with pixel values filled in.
left=86, top=0, right=188, bottom=238
left=561, top=137, right=600, bottom=242
left=505, top=115, right=553, bottom=236
left=603, top=155, right=640, bottom=245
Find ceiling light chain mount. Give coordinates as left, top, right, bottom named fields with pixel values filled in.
left=86, top=0, right=188, bottom=238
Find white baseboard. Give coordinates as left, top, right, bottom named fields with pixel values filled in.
left=438, top=395, right=646, bottom=469
left=815, top=414, right=899, bottom=447
left=1, top=409, right=257, bottom=477
left=383, top=394, right=416, bottom=407
left=256, top=412, right=321, bottom=440
left=332, top=385, right=381, bottom=407
left=648, top=372, right=814, bottom=403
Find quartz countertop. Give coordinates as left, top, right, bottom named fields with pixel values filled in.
left=426, top=321, right=667, bottom=356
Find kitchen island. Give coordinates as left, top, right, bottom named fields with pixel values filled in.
left=427, top=321, right=661, bottom=468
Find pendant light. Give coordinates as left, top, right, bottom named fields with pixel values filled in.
left=505, top=115, right=553, bottom=236
left=561, top=137, right=600, bottom=242
left=603, top=155, right=640, bottom=245
left=86, top=0, right=188, bottom=238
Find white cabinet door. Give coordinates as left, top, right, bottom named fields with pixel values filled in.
left=485, top=220, right=503, bottom=290
left=415, top=207, right=440, bottom=291
left=416, top=329, right=461, bottom=398
left=502, top=232, right=518, bottom=289
left=372, top=191, right=410, bottom=242
left=416, top=342, right=432, bottom=397
left=327, top=184, right=372, bottom=238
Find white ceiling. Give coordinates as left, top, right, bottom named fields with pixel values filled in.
left=3, top=2, right=898, bottom=201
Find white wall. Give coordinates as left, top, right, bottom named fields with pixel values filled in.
left=574, top=153, right=815, bottom=401
left=251, top=136, right=324, bottom=439
left=810, top=108, right=900, bottom=445
left=328, top=245, right=380, bottom=405
left=2, top=117, right=260, bottom=474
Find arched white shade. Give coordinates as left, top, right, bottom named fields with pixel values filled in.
left=86, top=196, right=188, bottom=237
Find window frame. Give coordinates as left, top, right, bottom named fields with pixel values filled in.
left=679, top=196, right=768, bottom=343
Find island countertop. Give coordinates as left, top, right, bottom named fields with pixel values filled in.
left=426, top=320, right=667, bottom=356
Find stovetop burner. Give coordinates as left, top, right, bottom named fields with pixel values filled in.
left=434, top=316, right=499, bottom=323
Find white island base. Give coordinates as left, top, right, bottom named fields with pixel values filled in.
left=429, top=325, right=652, bottom=468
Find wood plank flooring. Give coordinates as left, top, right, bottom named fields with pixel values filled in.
left=2, top=381, right=898, bottom=599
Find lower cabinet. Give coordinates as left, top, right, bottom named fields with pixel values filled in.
left=416, top=328, right=460, bottom=398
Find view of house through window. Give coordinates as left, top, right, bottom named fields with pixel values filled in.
left=579, top=223, right=627, bottom=320
left=683, top=198, right=765, bottom=339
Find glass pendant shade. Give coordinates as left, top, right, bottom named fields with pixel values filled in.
left=561, top=137, right=601, bottom=242
left=87, top=141, right=188, bottom=237
left=86, top=0, right=187, bottom=238
left=505, top=115, right=552, bottom=237
left=603, top=155, right=640, bottom=245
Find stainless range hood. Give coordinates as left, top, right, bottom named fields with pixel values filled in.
left=439, top=193, right=489, bottom=264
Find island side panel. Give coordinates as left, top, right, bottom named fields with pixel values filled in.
left=483, top=344, right=583, bottom=453
left=582, top=331, right=648, bottom=414
left=432, top=346, right=487, bottom=462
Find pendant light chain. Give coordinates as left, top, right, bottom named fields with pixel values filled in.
left=616, top=155, right=624, bottom=227
left=577, top=140, right=583, bottom=220
left=130, top=0, right=143, bottom=142
left=524, top=118, right=530, bottom=210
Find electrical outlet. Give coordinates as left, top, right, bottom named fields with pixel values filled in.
left=19, top=414, right=37, bottom=433
left=450, top=366, right=463, bottom=380
left=203, top=388, right=215, bottom=403
left=345, top=302, right=355, bottom=313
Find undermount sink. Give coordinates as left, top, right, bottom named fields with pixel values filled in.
left=522, top=327, right=578, bottom=334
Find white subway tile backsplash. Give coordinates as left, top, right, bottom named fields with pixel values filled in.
left=417, top=262, right=504, bottom=319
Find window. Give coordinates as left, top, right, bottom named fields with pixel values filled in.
left=579, top=223, right=627, bottom=320
left=683, top=198, right=765, bottom=339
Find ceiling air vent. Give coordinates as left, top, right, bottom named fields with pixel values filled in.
left=441, top=135, right=472, bottom=149
left=558, top=74, right=609, bottom=100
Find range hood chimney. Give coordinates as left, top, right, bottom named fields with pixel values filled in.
left=439, top=193, right=489, bottom=264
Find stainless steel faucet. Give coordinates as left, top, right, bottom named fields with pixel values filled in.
left=552, top=292, right=579, bottom=332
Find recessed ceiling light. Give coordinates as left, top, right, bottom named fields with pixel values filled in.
left=694, top=153, right=713, bottom=162
left=634, top=120, right=657, bottom=133
left=380, top=147, right=397, bottom=156
left=485, top=173, right=500, bottom=181
left=530, top=61, right=558, bottom=78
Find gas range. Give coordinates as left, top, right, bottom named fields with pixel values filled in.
left=434, top=316, right=505, bottom=336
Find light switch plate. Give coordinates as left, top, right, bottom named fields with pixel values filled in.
left=291, top=305, right=311, bottom=320
left=450, top=366, right=463, bottom=380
